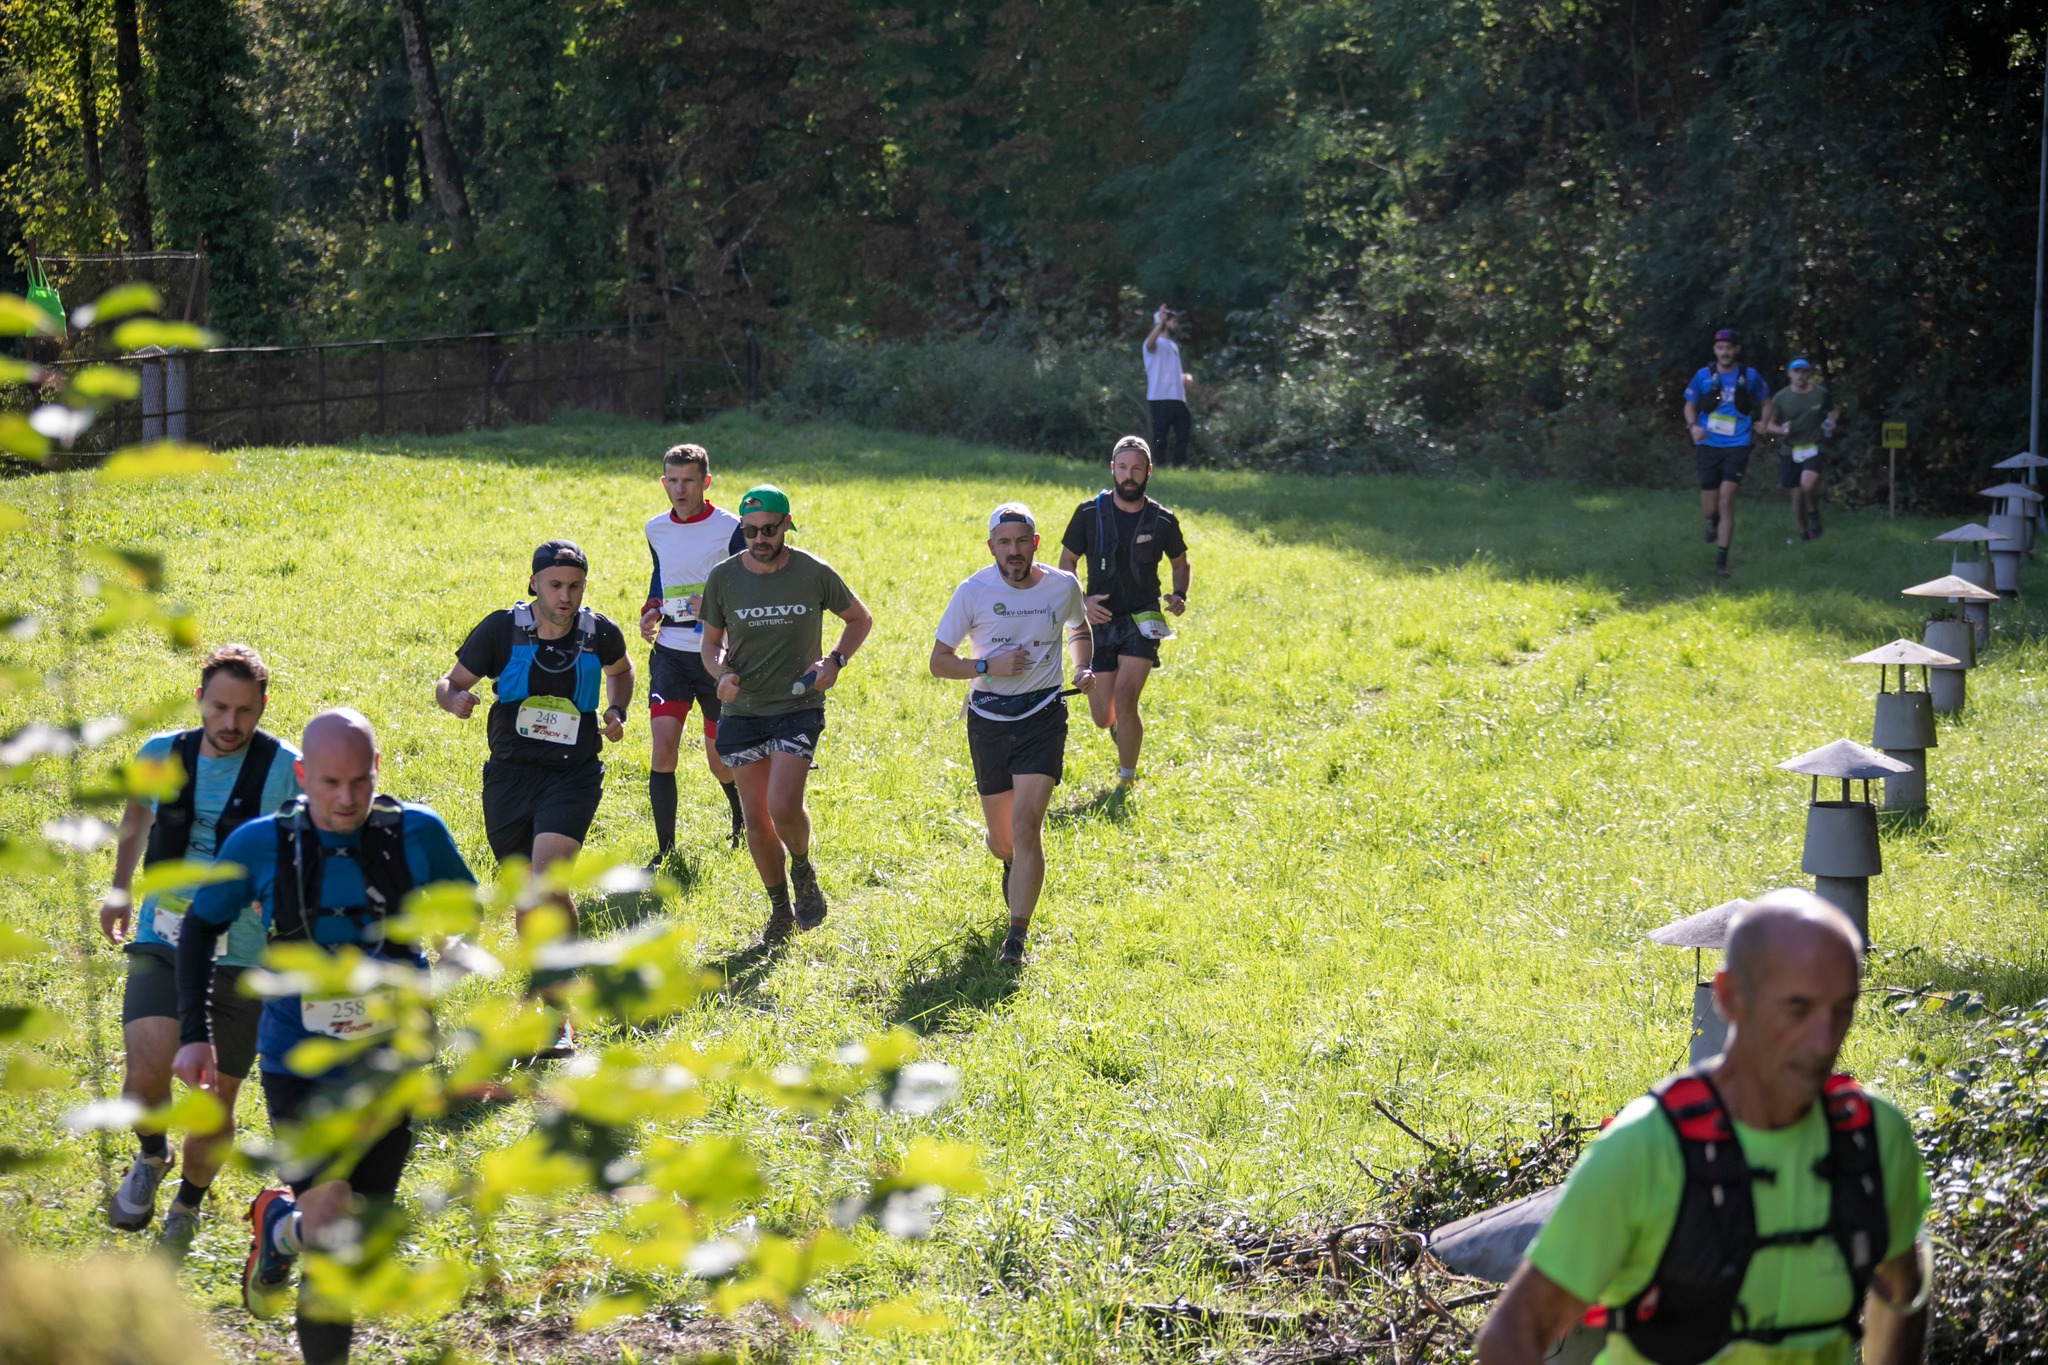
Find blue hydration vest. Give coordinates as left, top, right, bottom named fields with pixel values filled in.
left=496, top=602, right=603, bottom=712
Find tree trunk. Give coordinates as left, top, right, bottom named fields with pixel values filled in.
left=111, top=0, right=151, bottom=250
left=76, top=0, right=102, bottom=195
left=394, top=0, right=471, bottom=250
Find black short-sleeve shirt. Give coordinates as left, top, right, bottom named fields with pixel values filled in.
left=456, top=609, right=629, bottom=766
left=1060, top=496, right=1187, bottom=617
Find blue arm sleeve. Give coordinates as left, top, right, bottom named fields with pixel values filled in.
left=647, top=539, right=662, bottom=604
left=403, top=809, right=479, bottom=886
left=187, top=823, right=265, bottom=927
left=728, top=524, right=746, bottom=555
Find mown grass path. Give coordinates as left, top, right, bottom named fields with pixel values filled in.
left=3, top=411, right=2043, bottom=1359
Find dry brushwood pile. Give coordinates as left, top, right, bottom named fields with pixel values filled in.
left=1139, top=1107, right=1591, bottom=1363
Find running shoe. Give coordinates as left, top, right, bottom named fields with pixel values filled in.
left=1703, top=515, right=1719, bottom=543
left=762, top=905, right=796, bottom=944
left=1116, top=775, right=1138, bottom=792
left=791, top=861, right=828, bottom=930
left=1808, top=515, right=1823, bottom=539
left=108, top=1151, right=172, bottom=1231
left=243, top=1188, right=298, bottom=1319
left=159, top=1202, right=201, bottom=1259
left=999, top=929, right=1028, bottom=966
left=534, top=1016, right=577, bottom=1061
left=1714, top=562, right=1732, bottom=579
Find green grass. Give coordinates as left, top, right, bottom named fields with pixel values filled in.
left=3, top=409, right=2046, bottom=1360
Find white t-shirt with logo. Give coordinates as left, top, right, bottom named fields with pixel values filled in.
left=935, top=565, right=1088, bottom=700
left=645, top=503, right=742, bottom=651
left=1144, top=336, right=1185, bottom=402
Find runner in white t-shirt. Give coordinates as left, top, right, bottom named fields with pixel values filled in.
left=1143, top=304, right=1193, bottom=465
left=929, top=503, right=1095, bottom=965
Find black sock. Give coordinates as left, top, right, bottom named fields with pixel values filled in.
left=649, top=770, right=678, bottom=853
left=138, top=1132, right=168, bottom=1160
left=174, top=1178, right=208, bottom=1209
left=1715, top=546, right=1729, bottom=566
left=297, top=1313, right=354, bottom=1365
left=722, top=780, right=743, bottom=826
left=767, top=883, right=792, bottom=913
left=790, top=852, right=814, bottom=877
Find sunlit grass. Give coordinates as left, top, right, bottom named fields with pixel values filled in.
left=2, top=409, right=2043, bottom=1359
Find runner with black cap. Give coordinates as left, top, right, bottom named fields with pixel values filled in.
left=435, top=539, right=632, bottom=1054
left=930, top=502, right=1094, bottom=964
left=1683, top=328, right=1775, bottom=579
left=699, top=485, right=873, bottom=943
left=639, top=443, right=747, bottom=863
left=98, top=643, right=301, bottom=1252
left=1058, top=435, right=1190, bottom=788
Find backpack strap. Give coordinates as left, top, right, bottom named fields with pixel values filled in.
left=214, top=731, right=282, bottom=849
left=143, top=728, right=208, bottom=866
left=1817, top=1075, right=1888, bottom=1334
left=270, top=796, right=415, bottom=946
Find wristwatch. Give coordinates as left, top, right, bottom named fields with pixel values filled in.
left=603, top=705, right=626, bottom=724
left=830, top=650, right=849, bottom=669
left=975, top=658, right=990, bottom=675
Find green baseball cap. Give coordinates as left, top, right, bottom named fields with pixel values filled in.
left=737, top=484, right=791, bottom=518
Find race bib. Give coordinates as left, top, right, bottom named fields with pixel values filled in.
left=150, top=894, right=226, bottom=959
left=515, top=701, right=581, bottom=745
left=662, top=591, right=699, bottom=626
left=300, top=992, right=395, bottom=1041
left=1134, top=611, right=1175, bottom=642
left=1706, top=412, right=1738, bottom=437
left=1793, top=444, right=1820, bottom=462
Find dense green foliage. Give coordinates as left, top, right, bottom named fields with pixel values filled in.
left=2, top=1, right=2044, bottom=473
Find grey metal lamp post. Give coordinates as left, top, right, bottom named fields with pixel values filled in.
left=1980, top=482, right=2043, bottom=591
left=1848, top=641, right=1958, bottom=812
left=1903, top=575, right=2000, bottom=713
left=1776, top=740, right=1911, bottom=943
left=1647, top=897, right=1749, bottom=1065
left=1934, top=524, right=2005, bottom=647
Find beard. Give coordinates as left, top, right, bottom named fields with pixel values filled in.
left=1001, top=553, right=1033, bottom=583
left=1116, top=474, right=1148, bottom=501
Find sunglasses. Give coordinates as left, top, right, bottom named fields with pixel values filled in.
left=739, top=522, right=785, bottom=540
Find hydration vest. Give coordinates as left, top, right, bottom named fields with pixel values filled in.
left=1085, top=491, right=1165, bottom=600
left=143, top=728, right=283, bottom=867
left=495, top=602, right=603, bottom=712
left=1584, top=1070, right=1889, bottom=1365
left=270, top=795, right=416, bottom=948
left=1695, top=366, right=1759, bottom=419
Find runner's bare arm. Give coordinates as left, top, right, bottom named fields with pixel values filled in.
left=437, top=663, right=483, bottom=719
left=1684, top=396, right=1704, bottom=441
left=1863, top=1241, right=1931, bottom=1365
left=701, top=625, right=739, bottom=703
left=1057, top=547, right=1080, bottom=574
left=1475, top=1263, right=1587, bottom=1365
left=929, top=640, right=976, bottom=680
left=601, top=656, right=633, bottom=742
left=99, top=796, right=154, bottom=944
left=813, top=595, right=874, bottom=691
left=1067, top=625, right=1096, bottom=693
left=1166, top=555, right=1190, bottom=615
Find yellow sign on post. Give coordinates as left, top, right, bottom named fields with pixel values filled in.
left=1883, top=423, right=1907, bottom=518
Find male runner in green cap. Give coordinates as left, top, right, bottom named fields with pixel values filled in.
left=699, top=485, right=873, bottom=942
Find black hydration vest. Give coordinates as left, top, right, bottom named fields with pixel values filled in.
left=1085, top=491, right=1165, bottom=600
left=270, top=795, right=415, bottom=947
left=142, top=728, right=283, bottom=866
left=1585, top=1069, right=1889, bottom=1365
left=1696, top=366, right=1757, bottom=419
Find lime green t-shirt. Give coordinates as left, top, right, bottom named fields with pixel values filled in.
left=1526, top=1086, right=1928, bottom=1365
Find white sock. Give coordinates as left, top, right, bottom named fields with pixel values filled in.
left=1118, top=766, right=1136, bottom=780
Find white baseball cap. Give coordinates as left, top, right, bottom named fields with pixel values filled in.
left=988, top=502, right=1036, bottom=533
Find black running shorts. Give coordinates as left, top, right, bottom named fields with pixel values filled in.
left=481, top=756, right=604, bottom=860
left=649, top=644, right=722, bottom=730
left=1695, top=444, right=1751, bottom=490
left=121, top=948, right=261, bottom=1079
left=1089, top=613, right=1162, bottom=672
left=1778, top=450, right=1824, bottom=490
left=714, top=707, right=825, bottom=768
left=261, top=1067, right=413, bottom=1198
left=967, top=701, right=1067, bottom=796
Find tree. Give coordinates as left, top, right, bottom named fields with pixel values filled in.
left=110, top=0, right=150, bottom=251
left=146, top=0, right=281, bottom=338
left=394, top=0, right=470, bottom=250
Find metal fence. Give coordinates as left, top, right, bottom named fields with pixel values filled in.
left=42, top=322, right=751, bottom=451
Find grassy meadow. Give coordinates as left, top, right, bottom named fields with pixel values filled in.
left=2, top=409, right=2046, bottom=1360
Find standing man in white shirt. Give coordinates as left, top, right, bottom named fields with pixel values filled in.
left=930, top=503, right=1095, bottom=965
left=639, top=443, right=747, bottom=864
left=1143, top=304, right=1193, bottom=465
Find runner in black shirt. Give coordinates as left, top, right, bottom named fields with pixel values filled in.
left=436, top=539, right=633, bottom=1056
left=1059, top=436, right=1190, bottom=788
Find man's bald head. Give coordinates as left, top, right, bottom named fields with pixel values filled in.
left=297, top=708, right=380, bottom=833
left=1724, top=888, right=1863, bottom=997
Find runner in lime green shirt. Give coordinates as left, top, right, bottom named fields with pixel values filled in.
left=1478, top=890, right=1931, bottom=1365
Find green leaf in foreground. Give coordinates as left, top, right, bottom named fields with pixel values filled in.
left=99, top=441, right=231, bottom=481
left=71, top=282, right=164, bottom=329
left=0, top=294, right=61, bottom=338
left=132, top=859, right=245, bottom=900
left=64, top=364, right=143, bottom=402
left=0, top=414, right=51, bottom=462
left=110, top=320, right=217, bottom=352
